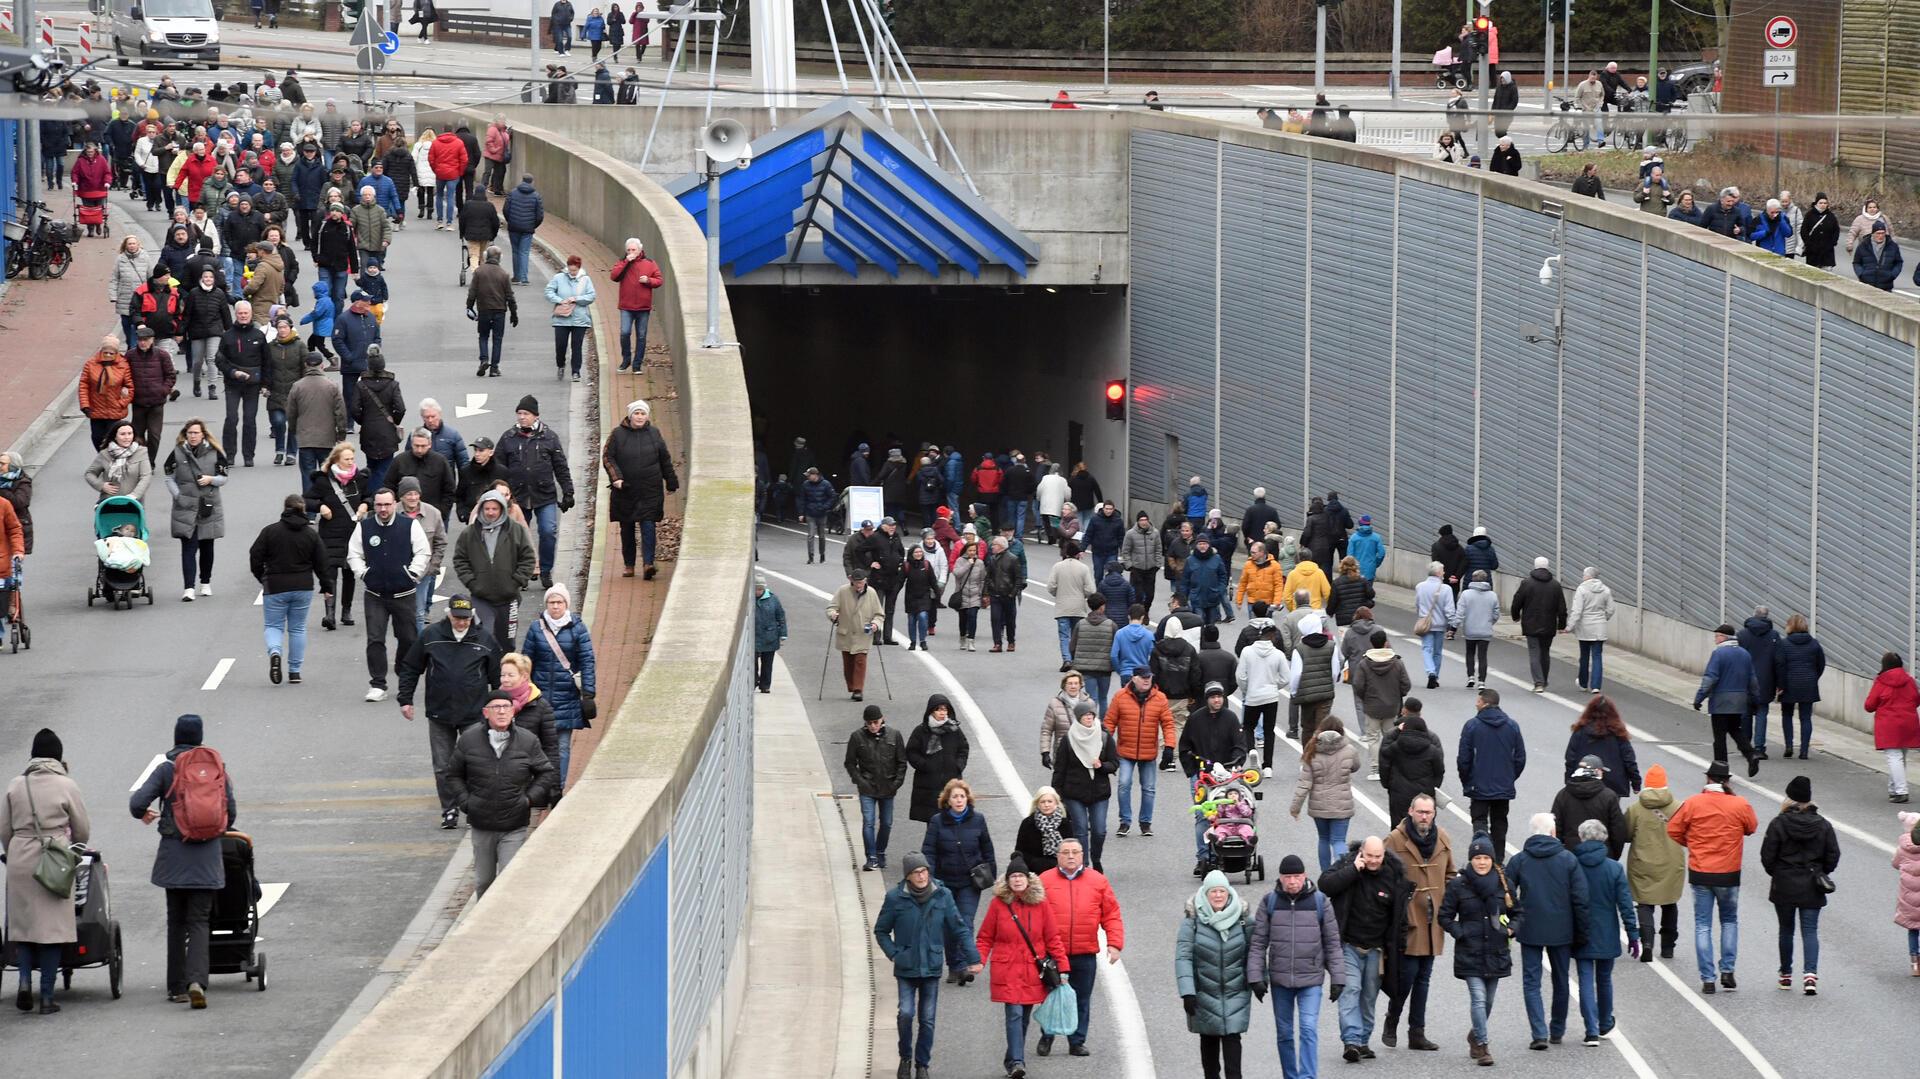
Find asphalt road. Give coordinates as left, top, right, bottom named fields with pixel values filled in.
left=757, top=521, right=1918, bottom=1079
left=0, top=194, right=579, bottom=1073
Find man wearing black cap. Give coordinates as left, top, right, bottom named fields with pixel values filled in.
left=446, top=688, right=556, bottom=896
left=285, top=348, right=348, bottom=477
left=352, top=345, right=406, bottom=496
left=797, top=466, right=836, bottom=563
left=497, top=395, right=573, bottom=589
left=455, top=436, right=503, bottom=522
left=1178, top=682, right=1247, bottom=875
left=331, top=289, right=381, bottom=434
left=854, top=516, right=907, bottom=643
left=130, top=714, right=238, bottom=1011
left=1249, top=852, right=1346, bottom=1075
left=845, top=704, right=909, bottom=871
left=1693, top=623, right=1762, bottom=777
left=126, top=324, right=179, bottom=465
left=399, top=595, right=505, bottom=828
left=1665, top=760, right=1757, bottom=994
left=827, top=569, right=886, bottom=701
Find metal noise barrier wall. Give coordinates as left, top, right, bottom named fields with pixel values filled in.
left=1125, top=115, right=1920, bottom=728
left=303, top=111, right=754, bottom=1079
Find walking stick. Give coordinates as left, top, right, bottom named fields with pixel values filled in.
left=872, top=623, right=893, bottom=700
left=818, top=612, right=835, bottom=701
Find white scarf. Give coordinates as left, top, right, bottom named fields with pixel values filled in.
left=1067, top=717, right=1104, bottom=775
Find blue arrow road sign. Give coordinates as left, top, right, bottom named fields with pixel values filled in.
left=379, top=30, right=400, bottom=54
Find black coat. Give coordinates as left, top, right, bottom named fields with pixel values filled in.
left=844, top=725, right=908, bottom=800
left=1327, top=575, right=1375, bottom=625
left=1439, top=868, right=1518, bottom=979
left=397, top=617, right=504, bottom=726
left=1378, top=725, right=1446, bottom=823
left=182, top=283, right=234, bottom=339
left=498, top=421, right=573, bottom=510
left=1760, top=807, right=1840, bottom=908
left=514, top=692, right=560, bottom=763
left=603, top=421, right=678, bottom=523
left=1774, top=631, right=1826, bottom=704
left=446, top=723, right=556, bottom=831
left=905, top=719, right=969, bottom=822
left=386, top=448, right=457, bottom=515
left=1240, top=500, right=1280, bottom=548
left=903, top=559, right=941, bottom=614
left=1563, top=729, right=1640, bottom=798
left=854, top=529, right=908, bottom=590
left=1738, top=616, right=1784, bottom=699
left=1069, top=472, right=1103, bottom=515
left=304, top=467, right=367, bottom=558
left=920, top=806, right=993, bottom=887
left=1430, top=534, right=1466, bottom=584
left=1319, top=848, right=1411, bottom=996
left=1550, top=776, right=1628, bottom=859
left=1510, top=569, right=1567, bottom=636
left=1299, top=511, right=1336, bottom=568
left=354, top=372, right=407, bottom=459
left=1049, top=732, right=1118, bottom=805
left=1462, top=535, right=1498, bottom=579
left=875, top=459, right=909, bottom=506
left=249, top=507, right=331, bottom=594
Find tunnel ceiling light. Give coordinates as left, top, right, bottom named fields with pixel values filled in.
left=1045, top=286, right=1058, bottom=293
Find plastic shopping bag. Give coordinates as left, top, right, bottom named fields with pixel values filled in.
left=1036, top=983, right=1079, bottom=1037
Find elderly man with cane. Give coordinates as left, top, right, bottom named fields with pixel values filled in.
left=827, top=568, right=886, bottom=702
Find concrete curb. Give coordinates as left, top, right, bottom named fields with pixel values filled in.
left=726, top=656, right=876, bottom=1079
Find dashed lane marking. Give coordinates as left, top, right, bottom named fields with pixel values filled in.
left=202, top=657, right=235, bottom=691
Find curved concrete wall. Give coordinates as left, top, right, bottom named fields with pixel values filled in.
left=304, top=114, right=754, bottom=1079
left=1124, top=113, right=1920, bottom=733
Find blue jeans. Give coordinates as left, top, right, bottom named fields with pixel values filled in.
left=1002, top=1003, right=1032, bottom=1067
left=1521, top=942, right=1571, bottom=1040
left=1776, top=903, right=1819, bottom=974
left=618, top=308, right=652, bottom=367
left=556, top=727, right=574, bottom=784
left=552, top=22, right=572, bottom=52
left=1063, top=952, right=1098, bottom=1046
left=509, top=231, right=534, bottom=281
left=297, top=447, right=329, bottom=483
left=326, top=270, right=351, bottom=315
left=1065, top=797, right=1108, bottom=870
left=1271, top=984, right=1323, bottom=1079
left=1778, top=701, right=1813, bottom=757
left=1338, top=944, right=1382, bottom=1046
left=859, top=794, right=893, bottom=865
left=1011, top=500, right=1028, bottom=538
left=1464, top=976, right=1499, bottom=1045
left=1085, top=673, right=1110, bottom=709
left=531, top=501, right=560, bottom=576
left=946, top=884, right=980, bottom=973
left=1315, top=817, right=1350, bottom=871
left=1578, top=640, right=1604, bottom=689
left=1116, top=756, right=1156, bottom=826
left=262, top=589, right=313, bottom=673
left=477, top=311, right=506, bottom=369
left=908, top=610, right=928, bottom=647
left=1420, top=629, right=1446, bottom=676
left=268, top=407, right=291, bottom=456
left=436, top=179, right=460, bottom=224
left=555, top=324, right=587, bottom=376
left=364, top=456, right=393, bottom=501
left=1396, top=953, right=1434, bottom=1028
left=1055, top=615, right=1080, bottom=662
left=415, top=571, right=437, bottom=632
left=896, top=976, right=939, bottom=1066
left=14, top=942, right=59, bottom=998
left=1576, top=956, right=1614, bottom=1038
left=225, top=255, right=245, bottom=294
left=1692, top=884, right=1739, bottom=983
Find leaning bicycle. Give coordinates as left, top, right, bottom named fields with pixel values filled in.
left=1546, top=99, right=1590, bottom=154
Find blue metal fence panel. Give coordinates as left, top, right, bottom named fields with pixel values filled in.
left=1127, top=131, right=1220, bottom=502
left=1306, top=161, right=1395, bottom=538
left=1476, top=201, right=1559, bottom=564
left=1724, top=279, right=1815, bottom=619
left=481, top=997, right=555, bottom=1079
left=1640, top=250, right=1725, bottom=628
left=1391, top=179, right=1479, bottom=554
left=560, top=842, right=671, bottom=1078
left=0, top=122, right=15, bottom=271
left=1559, top=226, right=1644, bottom=605
left=1816, top=314, right=1916, bottom=671
left=1218, top=144, right=1308, bottom=521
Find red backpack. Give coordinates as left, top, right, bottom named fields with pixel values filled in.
left=167, top=747, right=230, bottom=842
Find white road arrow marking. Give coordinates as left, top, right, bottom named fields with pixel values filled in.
left=257, top=882, right=290, bottom=919
left=202, top=658, right=235, bottom=691
left=454, top=393, right=489, bottom=419
left=254, top=589, right=263, bottom=606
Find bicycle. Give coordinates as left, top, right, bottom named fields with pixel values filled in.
left=1657, top=102, right=1692, bottom=153
left=3, top=197, right=73, bottom=280
left=1546, top=98, right=1590, bottom=154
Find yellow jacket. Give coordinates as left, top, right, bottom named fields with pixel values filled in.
left=1283, top=560, right=1331, bottom=611
left=1235, top=556, right=1287, bottom=607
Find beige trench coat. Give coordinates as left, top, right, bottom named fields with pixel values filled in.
left=2, top=761, right=93, bottom=944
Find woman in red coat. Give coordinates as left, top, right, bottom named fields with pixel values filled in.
left=975, top=854, right=1068, bottom=1077
left=1867, top=651, right=1920, bottom=804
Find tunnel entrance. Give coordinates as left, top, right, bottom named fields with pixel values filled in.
left=734, top=285, right=1130, bottom=493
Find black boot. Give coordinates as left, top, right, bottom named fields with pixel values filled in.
left=322, top=594, right=337, bottom=630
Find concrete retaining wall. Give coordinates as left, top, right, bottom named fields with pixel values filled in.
left=302, top=111, right=754, bottom=1079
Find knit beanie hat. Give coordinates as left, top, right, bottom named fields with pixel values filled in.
left=1645, top=764, right=1668, bottom=788
left=30, top=728, right=62, bottom=760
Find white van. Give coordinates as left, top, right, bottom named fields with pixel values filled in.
left=99, top=0, right=223, bottom=69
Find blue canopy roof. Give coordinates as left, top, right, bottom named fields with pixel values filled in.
left=665, top=99, right=1040, bottom=279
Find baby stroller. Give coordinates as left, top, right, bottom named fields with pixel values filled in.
left=1432, top=46, right=1471, bottom=90
left=87, top=496, right=153, bottom=610
left=1193, top=757, right=1267, bottom=883
left=2, top=844, right=126, bottom=999
left=209, top=832, right=268, bottom=990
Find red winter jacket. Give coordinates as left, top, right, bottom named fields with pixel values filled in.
left=1039, top=867, right=1125, bottom=957
left=609, top=255, right=663, bottom=311
left=428, top=133, right=470, bottom=181
left=971, top=458, right=1003, bottom=495
left=177, top=152, right=218, bottom=202
left=975, top=883, right=1067, bottom=1006
left=71, top=152, right=114, bottom=195
left=1867, top=666, right=1920, bottom=751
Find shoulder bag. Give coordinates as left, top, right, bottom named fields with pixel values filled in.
left=1412, top=586, right=1435, bottom=636
left=539, top=618, right=595, bottom=726
left=24, top=776, right=79, bottom=899
left=947, top=562, right=973, bottom=612
left=1006, top=898, right=1063, bottom=988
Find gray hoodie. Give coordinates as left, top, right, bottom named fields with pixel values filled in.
left=1457, top=580, right=1502, bottom=640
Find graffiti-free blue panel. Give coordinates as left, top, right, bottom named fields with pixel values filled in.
left=859, top=130, right=1025, bottom=271
left=481, top=997, right=555, bottom=1079
left=561, top=841, right=671, bottom=1077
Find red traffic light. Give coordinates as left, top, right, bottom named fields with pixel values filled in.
left=1105, top=380, right=1127, bottom=420
left=1106, top=382, right=1126, bottom=402
left=1472, top=15, right=1490, bottom=30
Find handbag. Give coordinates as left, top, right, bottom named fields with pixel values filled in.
left=1035, top=983, right=1079, bottom=1036
left=1412, top=589, right=1435, bottom=635
left=1006, top=898, right=1063, bottom=988
left=1811, top=869, right=1836, bottom=894
left=24, top=775, right=79, bottom=899
left=969, top=862, right=995, bottom=891
left=552, top=299, right=577, bottom=319
left=539, top=618, right=595, bottom=727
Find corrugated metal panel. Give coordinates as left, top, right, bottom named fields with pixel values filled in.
left=1391, top=179, right=1479, bottom=552
left=1724, top=280, right=1815, bottom=620
left=1640, top=251, right=1726, bottom=628
left=1307, top=161, right=1395, bottom=536
left=1219, top=144, right=1308, bottom=520
left=1838, top=0, right=1920, bottom=178
left=1816, top=314, right=1915, bottom=670
left=1476, top=202, right=1559, bottom=563
left=563, top=847, right=669, bottom=1077
left=1128, top=131, right=1220, bottom=503
left=1558, top=226, right=1643, bottom=606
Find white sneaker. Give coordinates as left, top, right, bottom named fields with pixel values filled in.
left=1263, top=767, right=1274, bottom=779
left=1367, top=769, right=1380, bottom=782
left=182, top=588, right=195, bottom=602
left=364, top=687, right=389, bottom=702
left=199, top=582, right=213, bottom=596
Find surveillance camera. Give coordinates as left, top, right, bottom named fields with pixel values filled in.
left=1538, top=263, right=1553, bottom=285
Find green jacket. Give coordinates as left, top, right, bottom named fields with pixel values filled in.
left=1175, top=902, right=1253, bottom=1037
left=1623, top=787, right=1687, bottom=906
left=875, top=881, right=978, bottom=980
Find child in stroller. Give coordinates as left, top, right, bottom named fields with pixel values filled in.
left=89, top=495, right=154, bottom=609
left=95, top=522, right=152, bottom=572
left=1194, top=759, right=1267, bottom=882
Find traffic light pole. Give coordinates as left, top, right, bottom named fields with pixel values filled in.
left=1314, top=4, right=1326, bottom=98
left=1475, top=2, right=1490, bottom=155
left=1648, top=0, right=1659, bottom=103
left=1390, top=0, right=1401, bottom=99
left=1542, top=0, right=1553, bottom=111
